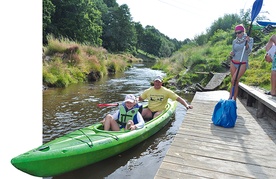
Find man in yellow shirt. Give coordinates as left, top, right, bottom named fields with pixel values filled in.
left=138, top=76, right=193, bottom=120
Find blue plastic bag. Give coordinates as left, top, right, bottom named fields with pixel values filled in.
left=212, top=99, right=237, bottom=128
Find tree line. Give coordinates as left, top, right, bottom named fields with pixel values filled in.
left=43, top=0, right=187, bottom=58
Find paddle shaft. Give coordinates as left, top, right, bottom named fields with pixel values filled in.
left=230, top=0, right=263, bottom=99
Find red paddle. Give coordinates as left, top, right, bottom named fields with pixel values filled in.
left=97, top=103, right=119, bottom=107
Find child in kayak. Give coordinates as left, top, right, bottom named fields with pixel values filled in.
left=101, top=94, right=145, bottom=131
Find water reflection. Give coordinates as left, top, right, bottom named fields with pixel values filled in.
left=43, top=62, right=193, bottom=179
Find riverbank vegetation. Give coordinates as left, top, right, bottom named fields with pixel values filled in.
left=43, top=0, right=275, bottom=92
left=43, top=35, right=142, bottom=87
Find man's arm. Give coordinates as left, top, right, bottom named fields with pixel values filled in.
left=176, top=97, right=193, bottom=110
left=137, top=96, right=144, bottom=102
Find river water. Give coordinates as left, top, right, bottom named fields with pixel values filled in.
left=43, top=62, right=194, bottom=179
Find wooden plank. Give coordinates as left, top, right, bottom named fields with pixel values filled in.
left=155, top=91, right=276, bottom=179
left=195, top=72, right=230, bottom=91
left=204, top=73, right=229, bottom=90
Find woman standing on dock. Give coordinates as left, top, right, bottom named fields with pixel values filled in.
left=229, top=24, right=253, bottom=100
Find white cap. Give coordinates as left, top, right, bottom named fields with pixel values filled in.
left=124, top=94, right=136, bottom=103
left=154, top=76, right=163, bottom=82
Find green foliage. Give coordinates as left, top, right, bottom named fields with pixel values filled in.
left=106, top=58, right=127, bottom=73
left=207, top=59, right=224, bottom=72
left=69, top=67, right=86, bottom=83
left=209, top=29, right=230, bottom=46
left=102, top=4, right=137, bottom=53
left=206, top=14, right=242, bottom=40
left=43, top=0, right=55, bottom=44
left=194, top=33, right=208, bottom=46
left=46, top=0, right=103, bottom=46
left=242, top=60, right=272, bottom=87
left=140, top=26, right=162, bottom=56
left=43, top=37, right=137, bottom=87
left=177, top=73, right=201, bottom=87
left=43, top=58, right=71, bottom=87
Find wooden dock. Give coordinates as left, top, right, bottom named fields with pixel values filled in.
left=155, top=90, right=276, bottom=178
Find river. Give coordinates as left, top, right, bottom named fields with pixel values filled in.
left=43, top=62, right=194, bottom=179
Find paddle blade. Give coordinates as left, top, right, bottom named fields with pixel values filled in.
left=97, top=103, right=119, bottom=107
left=251, top=0, right=263, bottom=22
left=247, top=0, right=263, bottom=37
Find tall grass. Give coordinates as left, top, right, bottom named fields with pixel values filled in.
left=43, top=35, right=139, bottom=87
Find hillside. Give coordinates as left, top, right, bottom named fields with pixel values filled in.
left=153, top=30, right=275, bottom=93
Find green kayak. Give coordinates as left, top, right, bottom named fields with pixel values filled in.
left=11, top=101, right=177, bottom=177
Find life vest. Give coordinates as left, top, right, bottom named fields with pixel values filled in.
left=134, top=103, right=143, bottom=114
left=121, top=102, right=143, bottom=113
left=117, top=104, right=139, bottom=128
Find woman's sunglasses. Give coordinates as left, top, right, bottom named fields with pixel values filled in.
left=235, top=31, right=243, bottom=35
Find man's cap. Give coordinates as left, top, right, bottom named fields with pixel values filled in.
left=154, top=76, right=163, bottom=82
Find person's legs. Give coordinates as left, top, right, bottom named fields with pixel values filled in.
left=141, top=108, right=153, bottom=120
left=271, top=54, right=276, bottom=96
left=103, top=114, right=120, bottom=131
left=271, top=35, right=276, bottom=44
left=229, top=63, right=237, bottom=99
left=230, top=64, right=247, bottom=100
left=153, top=111, right=163, bottom=118
left=265, top=35, right=274, bottom=51
left=271, top=70, right=276, bottom=96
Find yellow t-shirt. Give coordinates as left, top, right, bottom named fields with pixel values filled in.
left=141, top=86, right=179, bottom=112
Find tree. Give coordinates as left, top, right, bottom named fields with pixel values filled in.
left=206, top=14, right=242, bottom=41
left=141, top=26, right=162, bottom=56
left=134, top=22, right=145, bottom=51
left=43, top=0, right=55, bottom=44
left=49, top=0, right=103, bottom=46
left=101, top=4, right=137, bottom=53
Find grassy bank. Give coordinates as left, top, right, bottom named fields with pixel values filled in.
left=43, top=35, right=142, bottom=88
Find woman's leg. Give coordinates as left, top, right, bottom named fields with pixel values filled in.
left=230, top=63, right=247, bottom=100
left=229, top=63, right=237, bottom=99
left=271, top=70, right=276, bottom=96
left=270, top=35, right=276, bottom=44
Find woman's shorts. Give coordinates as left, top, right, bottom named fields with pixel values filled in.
left=272, top=56, right=276, bottom=71
left=231, top=60, right=248, bottom=69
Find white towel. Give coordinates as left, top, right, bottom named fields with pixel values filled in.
left=267, top=44, right=276, bottom=58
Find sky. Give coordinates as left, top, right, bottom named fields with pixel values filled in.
left=117, top=0, right=276, bottom=41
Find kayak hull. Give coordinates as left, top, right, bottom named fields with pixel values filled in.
left=11, top=101, right=177, bottom=177
left=256, top=20, right=276, bottom=26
